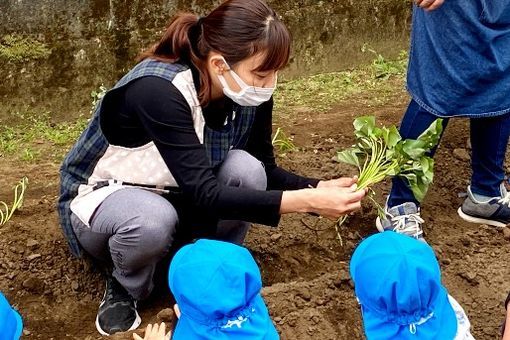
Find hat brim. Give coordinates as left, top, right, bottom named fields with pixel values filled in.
left=361, top=288, right=457, bottom=340
left=14, top=309, right=23, bottom=339
left=173, top=294, right=278, bottom=339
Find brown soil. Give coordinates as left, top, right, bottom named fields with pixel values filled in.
left=1, top=92, right=509, bottom=339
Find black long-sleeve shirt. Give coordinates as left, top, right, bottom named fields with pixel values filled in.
left=100, top=74, right=319, bottom=227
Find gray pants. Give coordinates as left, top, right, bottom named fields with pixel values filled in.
left=71, top=150, right=267, bottom=300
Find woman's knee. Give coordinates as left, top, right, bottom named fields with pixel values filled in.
left=138, top=206, right=177, bottom=251
left=111, top=203, right=178, bottom=261
left=218, top=150, right=267, bottom=190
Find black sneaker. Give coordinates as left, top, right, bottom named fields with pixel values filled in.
left=95, top=274, right=141, bottom=335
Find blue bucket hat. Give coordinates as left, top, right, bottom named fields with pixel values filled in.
left=349, top=231, right=457, bottom=340
left=169, top=239, right=279, bottom=340
left=0, top=292, right=23, bottom=340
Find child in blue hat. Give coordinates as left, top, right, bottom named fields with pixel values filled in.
left=0, top=292, right=23, bottom=340
left=350, top=231, right=474, bottom=340
left=166, top=239, right=278, bottom=339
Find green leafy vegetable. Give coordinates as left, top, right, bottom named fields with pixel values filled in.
left=335, top=116, right=443, bottom=241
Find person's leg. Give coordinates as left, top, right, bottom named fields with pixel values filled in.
left=457, top=114, right=510, bottom=228
left=214, top=149, right=267, bottom=244
left=71, top=188, right=178, bottom=335
left=470, top=114, right=510, bottom=197
left=72, top=188, right=178, bottom=300
left=388, top=99, right=449, bottom=207
left=378, top=100, right=449, bottom=240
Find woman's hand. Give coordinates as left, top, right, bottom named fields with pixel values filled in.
left=415, top=0, right=444, bottom=11
left=133, top=323, right=171, bottom=340
left=280, top=185, right=366, bottom=219
left=316, top=176, right=358, bottom=189
left=308, top=186, right=366, bottom=219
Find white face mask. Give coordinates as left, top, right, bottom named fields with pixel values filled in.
left=217, top=57, right=276, bottom=107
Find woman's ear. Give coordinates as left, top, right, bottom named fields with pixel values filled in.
left=208, top=53, right=228, bottom=75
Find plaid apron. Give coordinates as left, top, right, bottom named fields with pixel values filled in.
left=58, top=59, right=257, bottom=257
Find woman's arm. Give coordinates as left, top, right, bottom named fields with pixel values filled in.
left=125, top=78, right=364, bottom=224
left=125, top=77, right=283, bottom=226
left=280, top=186, right=365, bottom=218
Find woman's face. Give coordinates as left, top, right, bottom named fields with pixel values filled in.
left=208, top=52, right=277, bottom=97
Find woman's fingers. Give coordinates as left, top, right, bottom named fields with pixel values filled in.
left=426, top=0, right=444, bottom=11
left=334, top=177, right=357, bottom=187
left=345, top=189, right=366, bottom=203
left=416, top=0, right=444, bottom=11
left=346, top=200, right=363, bottom=212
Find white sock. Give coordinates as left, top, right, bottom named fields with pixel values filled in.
left=472, top=191, right=496, bottom=203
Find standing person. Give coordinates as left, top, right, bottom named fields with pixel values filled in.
left=377, top=0, right=510, bottom=240
left=58, top=0, right=365, bottom=335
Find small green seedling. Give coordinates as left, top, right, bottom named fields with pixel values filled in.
left=335, top=116, right=443, bottom=242
left=272, top=127, right=296, bottom=153
left=0, top=177, right=28, bottom=226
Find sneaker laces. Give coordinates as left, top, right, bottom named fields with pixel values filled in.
left=105, top=276, right=133, bottom=304
left=498, top=191, right=510, bottom=206
left=390, top=213, right=424, bottom=238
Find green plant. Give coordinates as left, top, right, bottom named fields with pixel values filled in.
left=362, top=44, right=408, bottom=80
left=0, top=112, right=88, bottom=161
left=0, top=34, right=51, bottom=62
left=21, top=147, right=40, bottom=162
left=0, top=177, right=28, bottom=226
left=335, top=116, right=443, bottom=241
left=272, top=127, right=296, bottom=153
left=90, top=85, right=108, bottom=114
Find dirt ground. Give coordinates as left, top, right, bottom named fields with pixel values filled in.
left=1, top=88, right=509, bottom=339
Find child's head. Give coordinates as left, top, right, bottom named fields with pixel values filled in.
left=349, top=231, right=458, bottom=339
left=169, top=239, right=278, bottom=339
left=0, top=292, right=23, bottom=340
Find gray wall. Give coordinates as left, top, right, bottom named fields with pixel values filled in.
left=0, top=0, right=411, bottom=121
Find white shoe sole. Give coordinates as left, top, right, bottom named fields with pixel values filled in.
left=457, top=207, right=507, bottom=228
left=95, top=290, right=142, bottom=336
left=95, top=310, right=141, bottom=336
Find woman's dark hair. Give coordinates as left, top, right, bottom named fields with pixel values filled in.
left=138, top=0, right=291, bottom=105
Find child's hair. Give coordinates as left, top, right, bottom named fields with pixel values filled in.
left=139, top=0, right=291, bottom=105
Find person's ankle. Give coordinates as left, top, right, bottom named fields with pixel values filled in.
left=471, top=191, right=494, bottom=202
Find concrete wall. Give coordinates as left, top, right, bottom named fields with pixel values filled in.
left=0, top=0, right=411, bottom=120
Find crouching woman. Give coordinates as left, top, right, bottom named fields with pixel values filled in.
left=58, top=0, right=365, bottom=335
